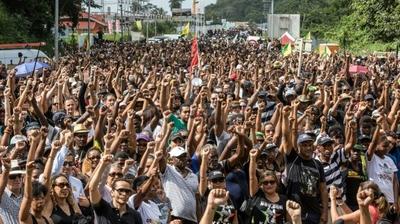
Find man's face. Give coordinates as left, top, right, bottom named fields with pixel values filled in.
left=74, top=133, right=88, bottom=148
left=107, top=166, right=123, bottom=186
left=172, top=153, right=188, bottom=170
left=264, top=124, right=274, bottom=142
left=298, top=141, right=314, bottom=159
left=180, top=106, right=190, bottom=123
left=7, top=174, right=23, bottom=191
left=318, top=143, right=334, bottom=159
left=112, top=180, right=132, bottom=205
left=105, top=95, right=116, bottom=108
left=65, top=99, right=76, bottom=115
left=207, top=149, right=219, bottom=170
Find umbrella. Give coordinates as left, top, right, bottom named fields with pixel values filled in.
left=15, top=61, right=50, bottom=78
left=349, top=64, right=368, bottom=74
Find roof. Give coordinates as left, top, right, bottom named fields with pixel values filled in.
left=279, top=32, right=295, bottom=45
left=0, top=42, right=46, bottom=50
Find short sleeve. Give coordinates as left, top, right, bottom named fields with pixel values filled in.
left=316, top=160, right=326, bottom=183
left=92, top=198, right=108, bottom=214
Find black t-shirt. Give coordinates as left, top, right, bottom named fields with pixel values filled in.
left=345, top=162, right=367, bottom=210
left=285, top=149, right=326, bottom=217
left=250, top=190, right=287, bottom=224
left=201, top=190, right=237, bottom=224
left=92, top=198, right=142, bottom=224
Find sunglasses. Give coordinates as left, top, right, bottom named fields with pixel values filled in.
left=54, top=182, right=70, bottom=188
left=115, top=188, right=132, bottom=194
left=88, top=156, right=100, bottom=161
left=261, top=180, right=276, bottom=186
left=211, top=177, right=225, bottom=183
left=9, top=174, right=22, bottom=180
left=109, top=172, right=124, bottom=178
left=63, top=161, right=75, bottom=167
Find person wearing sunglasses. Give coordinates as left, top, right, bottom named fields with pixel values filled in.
left=89, top=154, right=142, bottom=224
left=248, top=149, right=287, bottom=224
left=199, top=147, right=238, bottom=224
left=0, top=156, right=25, bottom=224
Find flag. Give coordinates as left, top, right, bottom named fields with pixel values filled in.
left=305, top=32, right=311, bottom=41
left=190, top=36, right=199, bottom=71
left=107, top=20, right=113, bottom=34
left=281, top=44, right=292, bottom=57
left=136, top=20, right=142, bottom=31
left=181, top=22, right=190, bottom=37
left=115, top=20, right=121, bottom=33
left=321, top=45, right=332, bottom=58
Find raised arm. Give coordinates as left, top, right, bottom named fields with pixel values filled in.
left=249, top=149, right=259, bottom=197
left=89, top=154, right=113, bottom=205
left=281, top=106, right=293, bottom=155
left=19, top=161, right=36, bottom=224
left=199, top=147, right=209, bottom=197
left=367, top=119, right=381, bottom=160
left=200, top=189, right=230, bottom=224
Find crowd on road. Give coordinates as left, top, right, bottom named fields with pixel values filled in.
left=0, top=29, right=399, bottom=224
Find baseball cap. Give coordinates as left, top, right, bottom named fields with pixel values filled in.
left=25, top=121, right=40, bottom=132
left=207, top=170, right=225, bottom=180
left=297, top=133, right=314, bottom=144
left=364, top=94, right=375, bottom=101
left=171, top=132, right=184, bottom=141
left=132, top=175, right=149, bottom=191
left=9, top=160, right=26, bottom=175
left=10, top=135, right=28, bottom=145
left=73, top=124, right=89, bottom=134
left=317, top=135, right=334, bottom=145
left=52, top=111, right=66, bottom=126
left=285, top=88, right=297, bottom=97
left=136, top=133, right=152, bottom=142
left=265, top=143, right=278, bottom=151
left=169, top=146, right=187, bottom=157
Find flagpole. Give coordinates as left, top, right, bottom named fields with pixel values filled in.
left=297, top=38, right=303, bottom=77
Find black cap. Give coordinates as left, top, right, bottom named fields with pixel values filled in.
left=132, top=175, right=149, bottom=191
left=207, top=170, right=225, bottom=180
left=25, top=121, right=40, bottom=132
left=364, top=94, right=375, bottom=101
left=265, top=143, right=278, bottom=151
left=317, top=136, right=334, bottom=145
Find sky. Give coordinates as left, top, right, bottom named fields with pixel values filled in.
left=94, top=0, right=217, bottom=14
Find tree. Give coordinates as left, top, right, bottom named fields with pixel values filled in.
left=169, top=0, right=184, bottom=10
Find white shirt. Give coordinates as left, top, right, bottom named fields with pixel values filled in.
left=128, top=195, right=162, bottom=224
left=367, top=153, right=398, bottom=203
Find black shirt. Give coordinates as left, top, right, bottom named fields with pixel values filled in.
left=250, top=190, right=287, bottom=224
left=285, top=149, right=326, bottom=219
left=92, top=198, right=142, bottom=224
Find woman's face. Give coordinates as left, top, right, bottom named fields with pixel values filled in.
left=87, top=150, right=101, bottom=169
left=260, top=176, right=277, bottom=195
left=53, top=176, right=70, bottom=199
left=32, top=193, right=46, bottom=212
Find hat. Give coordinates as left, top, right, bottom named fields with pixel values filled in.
left=297, top=133, right=314, bottom=144
left=136, top=133, right=152, bottom=142
left=207, top=170, right=225, bottom=180
left=10, top=135, right=28, bottom=145
left=265, top=143, right=278, bottom=151
left=171, top=132, right=184, bottom=141
left=52, top=111, right=66, bottom=125
left=358, top=134, right=371, bottom=141
left=285, top=88, right=297, bottom=97
left=73, top=124, right=89, bottom=134
left=273, top=61, right=282, bottom=69
left=297, top=95, right=311, bottom=103
left=169, top=146, right=187, bottom=157
left=340, top=93, right=352, bottom=100
left=353, top=144, right=365, bottom=151
left=25, top=121, right=40, bottom=132
left=9, top=160, right=26, bottom=175
left=256, top=132, right=264, bottom=138
left=317, top=135, right=334, bottom=145
left=132, top=175, right=149, bottom=190
left=364, top=94, right=374, bottom=101
left=258, top=91, right=267, bottom=97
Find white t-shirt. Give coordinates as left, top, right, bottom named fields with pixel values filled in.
left=367, top=154, right=398, bottom=203
left=128, top=195, right=162, bottom=224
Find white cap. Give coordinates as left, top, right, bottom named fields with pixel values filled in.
left=10, top=135, right=28, bottom=145
left=169, top=146, right=187, bottom=157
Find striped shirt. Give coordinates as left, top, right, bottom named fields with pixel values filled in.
left=315, top=147, right=348, bottom=201
left=0, top=188, right=23, bottom=224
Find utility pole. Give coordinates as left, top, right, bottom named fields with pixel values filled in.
left=87, top=0, right=91, bottom=54
left=120, top=3, right=123, bottom=42
left=54, top=0, right=59, bottom=61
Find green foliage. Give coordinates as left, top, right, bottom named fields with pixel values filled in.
left=169, top=0, right=184, bottom=10
left=205, top=0, right=400, bottom=53
left=136, top=21, right=177, bottom=38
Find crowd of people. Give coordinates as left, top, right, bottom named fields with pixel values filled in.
left=0, top=29, right=399, bottom=224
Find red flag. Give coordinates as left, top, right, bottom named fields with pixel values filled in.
left=190, top=36, right=199, bottom=71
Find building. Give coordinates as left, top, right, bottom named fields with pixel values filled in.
left=60, top=12, right=107, bottom=36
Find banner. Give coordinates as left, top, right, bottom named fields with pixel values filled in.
left=108, top=20, right=113, bottom=34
